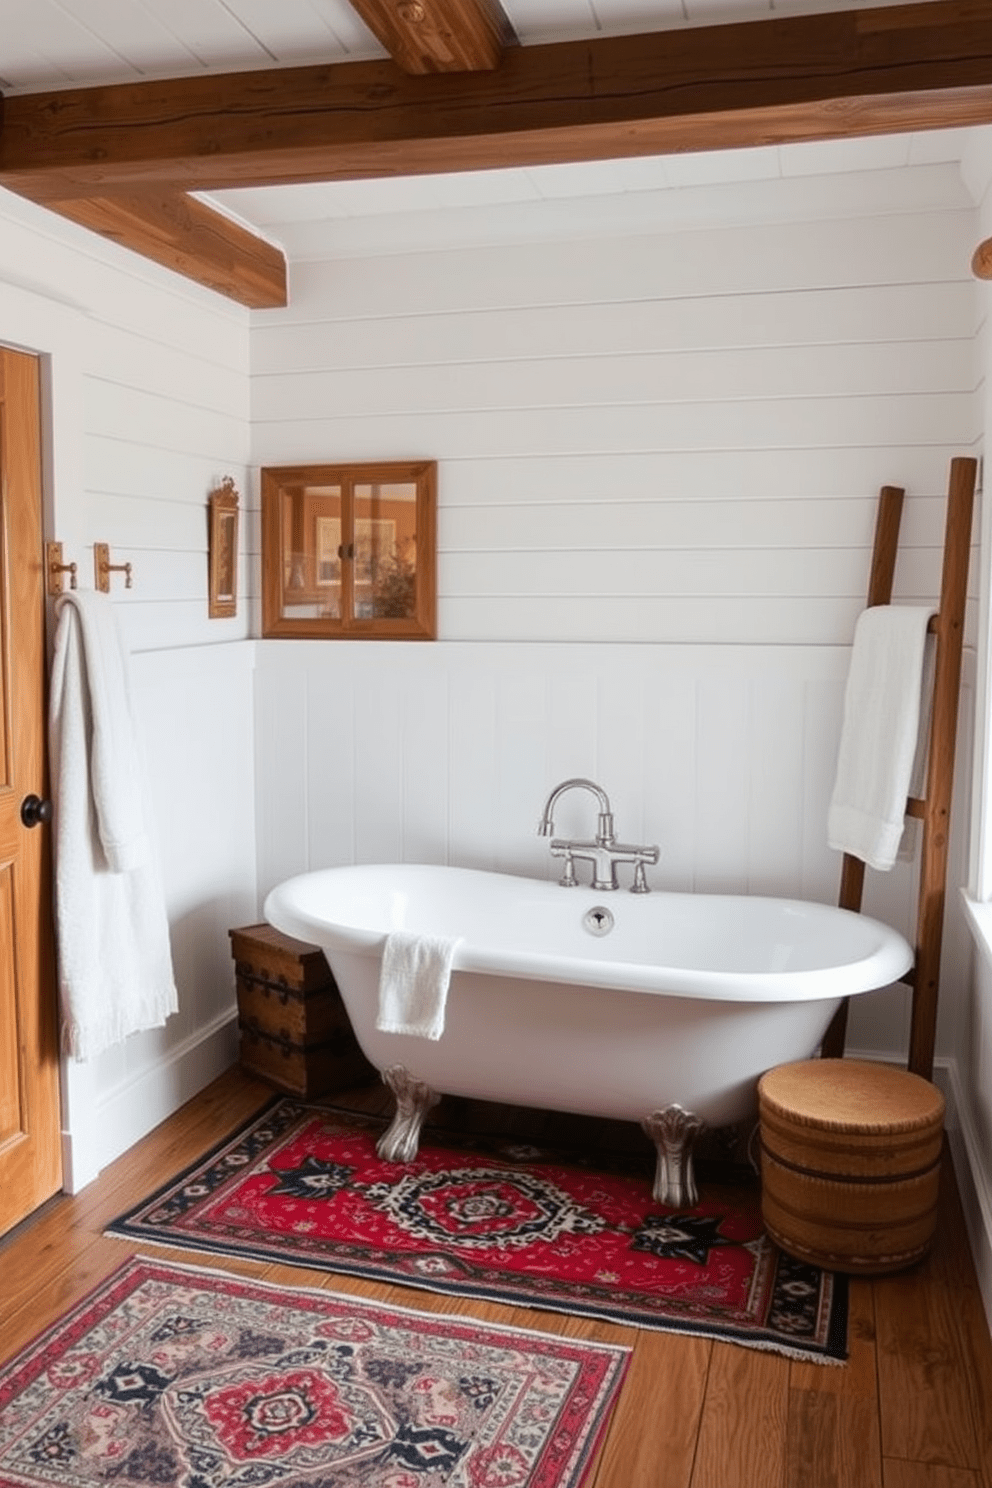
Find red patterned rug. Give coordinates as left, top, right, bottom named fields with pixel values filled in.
left=106, top=1098, right=848, bottom=1363
left=0, top=1256, right=627, bottom=1488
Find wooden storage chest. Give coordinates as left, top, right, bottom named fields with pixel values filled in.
left=230, top=922, right=374, bottom=1098
left=758, top=1058, right=945, bottom=1275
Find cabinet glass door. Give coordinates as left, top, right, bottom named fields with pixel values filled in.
left=262, top=461, right=436, bottom=639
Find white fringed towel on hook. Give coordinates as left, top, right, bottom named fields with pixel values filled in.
left=827, top=605, right=935, bottom=872
left=48, top=590, right=178, bottom=1060
left=376, top=930, right=462, bottom=1040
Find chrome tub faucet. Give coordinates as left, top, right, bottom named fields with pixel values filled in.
left=537, top=778, right=659, bottom=892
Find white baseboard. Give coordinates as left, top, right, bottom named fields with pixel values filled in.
left=60, top=1009, right=240, bottom=1193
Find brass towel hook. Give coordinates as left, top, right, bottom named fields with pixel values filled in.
left=45, top=541, right=78, bottom=596
left=94, top=542, right=133, bottom=592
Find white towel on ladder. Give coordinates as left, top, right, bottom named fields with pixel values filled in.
left=375, top=930, right=461, bottom=1041
left=827, top=604, right=935, bottom=872
left=48, top=590, right=178, bottom=1061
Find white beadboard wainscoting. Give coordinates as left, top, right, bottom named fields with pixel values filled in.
left=253, top=631, right=986, bottom=1308
left=58, top=642, right=258, bottom=1190
left=253, top=638, right=974, bottom=1068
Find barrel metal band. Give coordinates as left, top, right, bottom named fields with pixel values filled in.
left=760, top=1139, right=940, bottom=1187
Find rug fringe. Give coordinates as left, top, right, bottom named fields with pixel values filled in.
left=463, top=1296, right=849, bottom=1366
left=130, top=1252, right=636, bottom=1358
left=112, top=1232, right=846, bottom=1365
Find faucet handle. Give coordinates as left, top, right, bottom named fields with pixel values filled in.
left=630, top=846, right=660, bottom=893
left=550, top=841, right=578, bottom=887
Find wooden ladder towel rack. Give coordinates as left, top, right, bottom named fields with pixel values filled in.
left=820, top=455, right=977, bottom=1081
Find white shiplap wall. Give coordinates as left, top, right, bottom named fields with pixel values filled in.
left=252, top=161, right=981, bottom=1070
left=0, top=188, right=258, bottom=1185
left=253, top=169, right=979, bottom=648
left=0, top=189, right=257, bottom=652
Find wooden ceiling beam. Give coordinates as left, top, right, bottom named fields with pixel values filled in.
left=2, top=1, right=991, bottom=200
left=40, top=190, right=287, bottom=308
left=346, top=0, right=515, bottom=73
left=2, top=0, right=991, bottom=306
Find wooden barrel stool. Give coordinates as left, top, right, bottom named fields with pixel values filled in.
left=757, top=1059, right=945, bottom=1275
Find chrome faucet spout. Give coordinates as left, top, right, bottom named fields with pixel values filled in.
left=537, top=777, right=615, bottom=842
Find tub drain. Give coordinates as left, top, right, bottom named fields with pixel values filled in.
left=583, top=906, right=614, bottom=937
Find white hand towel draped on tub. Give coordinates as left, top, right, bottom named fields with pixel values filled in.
left=48, top=590, right=178, bottom=1060
left=376, top=930, right=462, bottom=1040
left=827, top=604, right=935, bottom=872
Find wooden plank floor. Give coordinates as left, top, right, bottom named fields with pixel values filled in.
left=2, top=1064, right=990, bottom=1488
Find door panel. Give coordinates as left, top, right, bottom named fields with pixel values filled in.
left=0, top=347, right=62, bottom=1234
left=0, top=875, right=20, bottom=1141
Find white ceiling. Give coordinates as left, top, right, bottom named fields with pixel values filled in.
left=1, top=0, right=984, bottom=245
left=0, top=0, right=934, bottom=94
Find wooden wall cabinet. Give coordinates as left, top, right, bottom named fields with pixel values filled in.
left=261, top=460, right=436, bottom=639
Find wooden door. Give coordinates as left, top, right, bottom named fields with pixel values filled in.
left=0, top=346, right=62, bottom=1235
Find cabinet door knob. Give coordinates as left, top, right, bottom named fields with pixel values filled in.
left=21, top=794, right=53, bottom=828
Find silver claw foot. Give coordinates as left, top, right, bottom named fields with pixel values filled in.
left=377, top=1065, right=441, bottom=1163
left=641, top=1104, right=706, bottom=1207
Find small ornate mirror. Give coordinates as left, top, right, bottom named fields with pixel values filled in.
left=208, top=477, right=239, bottom=618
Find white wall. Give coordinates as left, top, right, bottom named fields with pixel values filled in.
left=250, top=153, right=992, bottom=1311
left=0, top=189, right=258, bottom=1186
left=254, top=166, right=978, bottom=645
left=2, top=138, right=988, bottom=1284
left=953, top=136, right=992, bottom=1326
left=252, top=160, right=980, bottom=1054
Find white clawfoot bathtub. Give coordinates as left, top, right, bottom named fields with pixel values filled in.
left=264, top=864, right=913, bottom=1205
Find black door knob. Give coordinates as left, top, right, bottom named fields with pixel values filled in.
left=21, top=794, right=53, bottom=828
